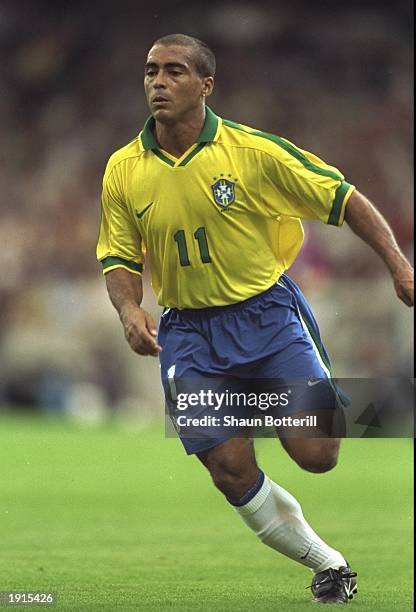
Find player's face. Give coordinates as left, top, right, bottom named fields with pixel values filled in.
left=144, top=44, right=213, bottom=124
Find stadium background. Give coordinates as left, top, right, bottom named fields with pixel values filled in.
left=0, top=0, right=413, bottom=418
left=0, top=1, right=413, bottom=610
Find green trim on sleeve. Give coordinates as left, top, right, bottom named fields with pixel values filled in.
left=257, top=132, right=343, bottom=181
left=222, top=119, right=343, bottom=182
left=101, top=256, right=143, bottom=274
left=328, top=181, right=353, bottom=226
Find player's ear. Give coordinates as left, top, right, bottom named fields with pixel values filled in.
left=202, top=77, right=214, bottom=98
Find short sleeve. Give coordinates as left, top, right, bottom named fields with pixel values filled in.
left=96, top=162, right=144, bottom=275
left=258, top=136, right=355, bottom=226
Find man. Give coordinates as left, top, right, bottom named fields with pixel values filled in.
left=96, top=34, right=413, bottom=604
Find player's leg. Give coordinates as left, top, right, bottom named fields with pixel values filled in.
left=243, top=278, right=356, bottom=602
left=197, top=437, right=259, bottom=499
left=277, top=408, right=341, bottom=473
left=158, top=307, right=252, bottom=455
left=259, top=274, right=346, bottom=472
left=197, top=437, right=347, bottom=574
left=280, top=435, right=341, bottom=473
left=159, top=293, right=356, bottom=602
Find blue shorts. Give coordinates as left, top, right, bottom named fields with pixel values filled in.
left=158, top=274, right=338, bottom=454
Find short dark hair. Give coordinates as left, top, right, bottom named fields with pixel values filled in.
left=152, top=34, right=216, bottom=78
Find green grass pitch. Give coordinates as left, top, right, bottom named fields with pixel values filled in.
left=0, top=417, right=413, bottom=611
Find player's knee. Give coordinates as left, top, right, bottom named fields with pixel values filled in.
left=296, top=449, right=338, bottom=473
left=198, top=439, right=258, bottom=498
left=209, top=462, right=257, bottom=498
left=211, top=471, right=239, bottom=496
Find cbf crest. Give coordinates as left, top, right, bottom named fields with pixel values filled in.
left=211, top=175, right=238, bottom=210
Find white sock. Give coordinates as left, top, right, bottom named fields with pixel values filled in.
left=234, top=475, right=346, bottom=573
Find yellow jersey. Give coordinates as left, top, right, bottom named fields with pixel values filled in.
left=97, top=107, right=354, bottom=308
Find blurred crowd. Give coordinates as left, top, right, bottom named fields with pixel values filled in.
left=0, top=0, right=413, bottom=415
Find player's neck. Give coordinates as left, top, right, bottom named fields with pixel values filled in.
left=154, top=107, right=206, bottom=158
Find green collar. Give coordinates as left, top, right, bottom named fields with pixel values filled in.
left=140, top=106, right=219, bottom=150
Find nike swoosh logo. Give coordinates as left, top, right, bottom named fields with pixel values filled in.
left=300, top=543, right=313, bottom=560
left=136, top=202, right=154, bottom=219
left=307, top=380, right=321, bottom=387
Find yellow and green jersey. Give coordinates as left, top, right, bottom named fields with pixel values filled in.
left=97, top=107, right=354, bottom=309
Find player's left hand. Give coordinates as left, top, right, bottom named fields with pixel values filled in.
left=392, top=264, right=414, bottom=306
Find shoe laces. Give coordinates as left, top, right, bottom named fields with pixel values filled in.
left=308, top=566, right=357, bottom=592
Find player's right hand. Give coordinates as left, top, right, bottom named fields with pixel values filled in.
left=392, top=262, right=414, bottom=307
left=120, top=305, right=162, bottom=356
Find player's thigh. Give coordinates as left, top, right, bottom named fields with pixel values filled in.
left=159, top=312, right=255, bottom=456
left=159, top=309, right=215, bottom=411
left=158, top=311, right=209, bottom=380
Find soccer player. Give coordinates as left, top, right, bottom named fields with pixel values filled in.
left=96, top=34, right=414, bottom=603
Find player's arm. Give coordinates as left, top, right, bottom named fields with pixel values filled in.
left=258, top=141, right=413, bottom=306
left=344, top=190, right=414, bottom=307
left=105, top=268, right=161, bottom=357
left=97, top=160, right=161, bottom=356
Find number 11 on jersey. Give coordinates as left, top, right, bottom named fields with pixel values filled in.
left=173, top=227, right=212, bottom=266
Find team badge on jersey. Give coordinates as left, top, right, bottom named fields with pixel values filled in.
left=211, top=178, right=235, bottom=209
